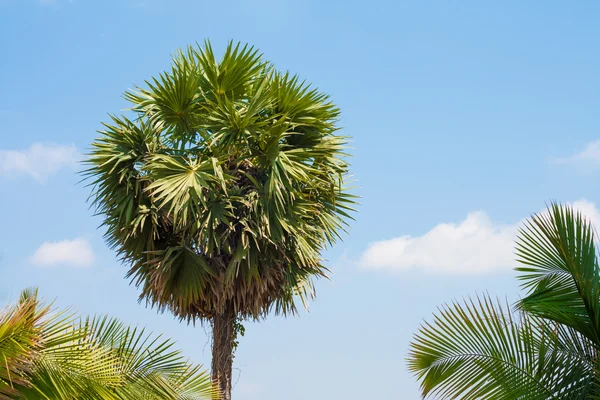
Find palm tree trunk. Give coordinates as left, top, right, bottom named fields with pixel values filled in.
left=211, top=306, right=235, bottom=400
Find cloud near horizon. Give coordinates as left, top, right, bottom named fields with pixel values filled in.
left=360, top=200, right=600, bottom=274
left=0, top=143, right=80, bottom=181
left=31, top=238, right=94, bottom=268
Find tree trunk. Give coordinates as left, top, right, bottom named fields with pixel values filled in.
left=211, top=306, right=235, bottom=400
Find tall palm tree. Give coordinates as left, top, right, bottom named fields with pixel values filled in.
left=407, top=204, right=600, bottom=399
left=85, top=40, right=355, bottom=398
left=0, top=288, right=218, bottom=399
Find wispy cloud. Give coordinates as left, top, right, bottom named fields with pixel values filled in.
left=31, top=238, right=94, bottom=268
left=554, top=140, right=600, bottom=166
left=0, top=143, right=80, bottom=181
left=360, top=200, right=600, bottom=274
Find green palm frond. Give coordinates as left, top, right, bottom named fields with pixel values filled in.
left=193, top=40, right=267, bottom=99
left=409, top=204, right=600, bottom=399
left=84, top=316, right=217, bottom=399
left=144, top=153, right=218, bottom=222
left=516, top=203, right=600, bottom=343
left=0, top=289, right=219, bottom=400
left=0, top=289, right=44, bottom=399
left=408, top=294, right=595, bottom=400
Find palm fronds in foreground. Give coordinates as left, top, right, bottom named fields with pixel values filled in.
left=0, top=288, right=219, bottom=399
left=408, top=204, right=600, bottom=399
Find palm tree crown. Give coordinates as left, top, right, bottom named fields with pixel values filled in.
left=85, top=40, right=355, bottom=398
left=85, top=40, right=355, bottom=322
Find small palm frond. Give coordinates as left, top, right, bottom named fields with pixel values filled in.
left=193, top=40, right=267, bottom=99
left=144, top=153, right=222, bottom=226
left=124, top=47, right=204, bottom=144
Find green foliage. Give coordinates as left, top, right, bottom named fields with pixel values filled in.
left=231, top=318, right=245, bottom=361
left=0, top=288, right=219, bottom=399
left=408, top=204, right=600, bottom=399
left=85, top=40, right=356, bottom=323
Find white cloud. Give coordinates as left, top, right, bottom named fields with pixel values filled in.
left=0, top=143, right=80, bottom=181
left=555, top=140, right=600, bottom=166
left=31, top=238, right=94, bottom=268
left=361, top=212, right=516, bottom=273
left=360, top=200, right=600, bottom=274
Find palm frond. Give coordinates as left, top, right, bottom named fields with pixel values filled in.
left=0, top=289, right=219, bottom=399
left=516, top=203, right=600, bottom=343
left=408, top=294, right=595, bottom=399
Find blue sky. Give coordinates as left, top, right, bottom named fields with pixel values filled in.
left=1, top=0, right=600, bottom=398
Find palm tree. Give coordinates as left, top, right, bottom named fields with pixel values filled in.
left=407, top=204, right=600, bottom=399
left=0, top=288, right=218, bottom=399
left=85, top=40, right=355, bottom=398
